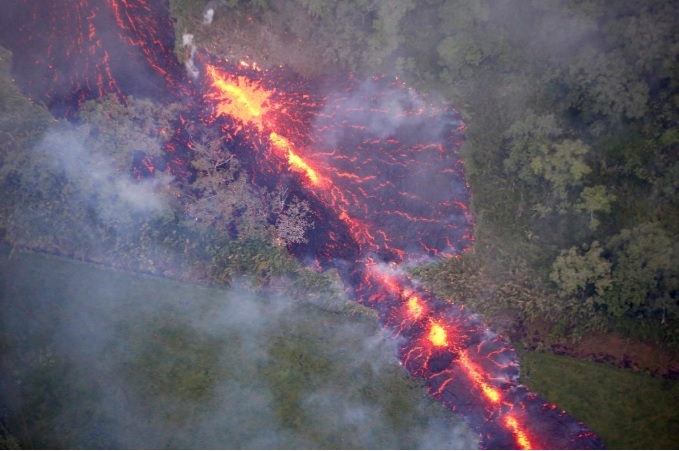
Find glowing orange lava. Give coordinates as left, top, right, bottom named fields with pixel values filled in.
left=206, top=64, right=324, bottom=186
left=428, top=321, right=449, bottom=347
left=201, top=62, right=597, bottom=449
left=206, top=64, right=269, bottom=128
left=406, top=296, right=424, bottom=320
left=269, top=132, right=322, bottom=185
left=5, top=2, right=603, bottom=447
left=505, top=414, right=533, bottom=450
left=458, top=350, right=501, bottom=404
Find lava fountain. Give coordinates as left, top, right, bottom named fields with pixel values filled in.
left=0, top=1, right=604, bottom=448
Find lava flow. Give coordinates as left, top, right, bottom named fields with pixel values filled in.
left=1, top=1, right=604, bottom=448
left=201, top=62, right=474, bottom=266
left=200, top=61, right=604, bottom=450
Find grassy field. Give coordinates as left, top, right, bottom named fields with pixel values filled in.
left=518, top=348, right=679, bottom=449
left=0, top=247, right=476, bottom=449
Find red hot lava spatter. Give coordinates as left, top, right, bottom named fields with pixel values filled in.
left=200, top=62, right=603, bottom=449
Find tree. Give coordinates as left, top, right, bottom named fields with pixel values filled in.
left=550, top=240, right=612, bottom=303
left=275, top=196, right=314, bottom=246
left=0, top=45, right=52, bottom=183
left=503, top=112, right=563, bottom=184
left=183, top=124, right=271, bottom=240
left=436, top=34, right=485, bottom=81
left=565, top=46, right=649, bottom=122
left=601, top=1, right=679, bottom=85
left=528, top=139, right=591, bottom=214
left=575, top=185, right=616, bottom=231
left=77, top=94, right=182, bottom=168
left=548, top=240, right=613, bottom=332
left=365, top=0, right=414, bottom=67
left=603, top=222, right=678, bottom=322
left=503, top=113, right=593, bottom=215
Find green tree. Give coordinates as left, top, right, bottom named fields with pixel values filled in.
left=504, top=113, right=593, bottom=215
left=0, top=45, right=52, bottom=184
left=550, top=240, right=612, bottom=304
left=503, top=112, right=563, bottom=183
left=603, top=223, right=678, bottom=322
left=78, top=94, right=182, bottom=167
left=547, top=240, right=612, bottom=333
left=602, top=1, right=679, bottom=82
left=183, top=124, right=271, bottom=240
left=575, top=185, right=616, bottom=231
left=565, top=46, right=649, bottom=122
left=433, top=0, right=511, bottom=84
left=529, top=139, right=591, bottom=214
left=436, top=34, right=485, bottom=81
left=365, top=0, right=414, bottom=67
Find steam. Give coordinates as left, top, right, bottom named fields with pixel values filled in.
left=35, top=126, right=172, bottom=220
left=315, top=78, right=442, bottom=148
left=202, top=8, right=214, bottom=26
left=308, top=76, right=471, bottom=263
left=0, top=29, right=479, bottom=446
left=183, top=33, right=199, bottom=79
left=0, top=1, right=611, bottom=447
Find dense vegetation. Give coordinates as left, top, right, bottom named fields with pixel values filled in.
left=169, top=0, right=679, bottom=349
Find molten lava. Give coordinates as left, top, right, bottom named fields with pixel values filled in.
left=1, top=2, right=604, bottom=449
left=506, top=414, right=534, bottom=450
left=406, top=295, right=425, bottom=320
left=203, top=62, right=473, bottom=265
left=269, top=132, right=322, bottom=185
left=458, top=350, right=501, bottom=404
left=205, top=65, right=269, bottom=129
left=205, top=64, right=324, bottom=187
left=428, top=321, right=449, bottom=347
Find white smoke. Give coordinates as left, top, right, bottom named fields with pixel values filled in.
left=314, top=78, right=441, bottom=151
left=36, top=126, right=173, bottom=220
left=202, top=8, right=214, bottom=26
left=182, top=33, right=199, bottom=79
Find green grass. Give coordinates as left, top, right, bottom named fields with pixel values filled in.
left=518, top=348, right=679, bottom=449
left=0, top=247, right=477, bottom=449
